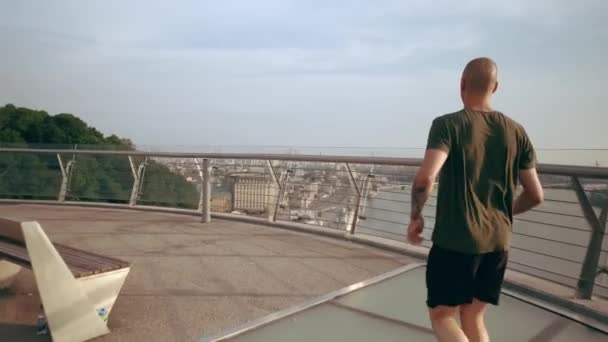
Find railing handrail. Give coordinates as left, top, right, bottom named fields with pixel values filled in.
left=0, top=147, right=418, bottom=166
left=2, top=147, right=608, bottom=179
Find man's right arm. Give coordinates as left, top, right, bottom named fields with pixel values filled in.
left=513, top=168, right=544, bottom=215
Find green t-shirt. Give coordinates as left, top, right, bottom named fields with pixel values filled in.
left=426, top=109, right=536, bottom=254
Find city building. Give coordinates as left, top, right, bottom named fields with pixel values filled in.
left=229, top=173, right=275, bottom=214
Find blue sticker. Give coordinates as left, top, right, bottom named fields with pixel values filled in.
left=97, top=308, right=109, bottom=322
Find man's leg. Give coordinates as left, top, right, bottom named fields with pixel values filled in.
left=429, top=305, right=469, bottom=342
left=464, top=249, right=508, bottom=342
left=426, top=245, right=477, bottom=341
left=460, top=298, right=489, bottom=342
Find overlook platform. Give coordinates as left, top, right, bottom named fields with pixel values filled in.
left=0, top=204, right=413, bottom=341
left=0, top=204, right=606, bottom=341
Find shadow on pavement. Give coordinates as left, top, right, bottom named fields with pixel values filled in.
left=0, top=323, right=51, bottom=341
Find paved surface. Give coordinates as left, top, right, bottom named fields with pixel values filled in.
left=221, top=266, right=607, bottom=342
left=0, top=204, right=413, bottom=342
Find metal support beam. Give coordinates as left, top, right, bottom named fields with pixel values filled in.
left=266, top=160, right=280, bottom=221
left=195, top=158, right=205, bottom=211
left=358, top=173, right=374, bottom=220
left=138, top=157, right=147, bottom=200
left=345, top=163, right=360, bottom=196
left=273, top=168, right=292, bottom=222
left=345, top=163, right=363, bottom=234
left=57, top=154, right=73, bottom=202
left=128, top=156, right=146, bottom=206
left=202, top=159, right=211, bottom=223
left=572, top=176, right=608, bottom=299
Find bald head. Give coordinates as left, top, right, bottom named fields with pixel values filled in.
left=461, top=57, right=498, bottom=95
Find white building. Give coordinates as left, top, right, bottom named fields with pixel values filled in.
left=230, top=173, right=274, bottom=213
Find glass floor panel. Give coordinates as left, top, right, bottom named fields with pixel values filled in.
left=336, top=267, right=606, bottom=342
left=207, top=265, right=607, bottom=342
left=230, top=303, right=435, bottom=342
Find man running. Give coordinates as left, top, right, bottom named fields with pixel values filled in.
left=407, top=57, right=544, bottom=342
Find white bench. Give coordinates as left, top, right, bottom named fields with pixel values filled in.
left=0, top=217, right=131, bottom=342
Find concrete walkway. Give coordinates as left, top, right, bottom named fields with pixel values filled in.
left=0, top=204, right=414, bottom=341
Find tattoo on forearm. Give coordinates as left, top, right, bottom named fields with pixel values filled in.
left=411, top=184, right=430, bottom=220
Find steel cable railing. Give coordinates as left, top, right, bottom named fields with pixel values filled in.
left=1, top=146, right=607, bottom=299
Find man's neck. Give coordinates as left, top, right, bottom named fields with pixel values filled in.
left=462, top=96, right=493, bottom=112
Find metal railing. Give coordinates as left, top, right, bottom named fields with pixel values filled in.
left=1, top=146, right=607, bottom=300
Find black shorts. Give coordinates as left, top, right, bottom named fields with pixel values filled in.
left=426, top=244, right=508, bottom=308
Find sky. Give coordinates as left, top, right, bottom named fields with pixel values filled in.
left=0, top=0, right=607, bottom=152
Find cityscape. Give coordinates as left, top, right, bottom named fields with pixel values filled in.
left=155, top=156, right=608, bottom=233
left=155, top=157, right=415, bottom=229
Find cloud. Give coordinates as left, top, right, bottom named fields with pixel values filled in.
left=116, top=25, right=478, bottom=77
left=0, top=0, right=606, bottom=150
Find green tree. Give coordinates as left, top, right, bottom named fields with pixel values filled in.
left=140, top=162, right=199, bottom=209
left=0, top=104, right=198, bottom=206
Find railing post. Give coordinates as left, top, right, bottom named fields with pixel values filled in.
left=358, top=165, right=375, bottom=221
left=572, top=176, right=608, bottom=299
left=195, top=158, right=205, bottom=211
left=138, top=157, right=147, bottom=200
left=273, top=168, right=292, bottom=222
left=56, top=154, right=73, bottom=202
left=359, top=173, right=374, bottom=220
left=266, top=160, right=280, bottom=221
left=345, top=163, right=362, bottom=234
left=128, top=156, right=145, bottom=206
left=202, top=158, right=211, bottom=223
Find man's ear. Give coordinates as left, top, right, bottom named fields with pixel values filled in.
left=460, top=78, right=465, bottom=92
left=492, top=81, right=499, bottom=94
